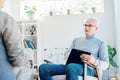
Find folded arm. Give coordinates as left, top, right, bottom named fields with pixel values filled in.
left=1, top=14, right=26, bottom=67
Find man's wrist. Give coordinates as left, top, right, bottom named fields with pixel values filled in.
left=94, top=59, right=99, bottom=66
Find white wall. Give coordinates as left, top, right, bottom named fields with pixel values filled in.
left=114, top=0, right=120, bottom=79
left=1, top=0, right=11, bottom=15
left=1, top=0, right=19, bottom=20
left=10, top=0, right=20, bottom=20
left=2, top=0, right=116, bottom=49
left=40, top=15, right=85, bottom=48
left=40, top=0, right=115, bottom=49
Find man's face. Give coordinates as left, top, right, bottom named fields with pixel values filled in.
left=0, top=0, right=4, bottom=8
left=84, top=20, right=98, bottom=36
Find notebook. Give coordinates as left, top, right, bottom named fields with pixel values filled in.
left=66, top=49, right=91, bottom=65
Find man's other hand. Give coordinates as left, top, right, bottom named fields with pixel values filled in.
left=80, top=54, right=96, bottom=64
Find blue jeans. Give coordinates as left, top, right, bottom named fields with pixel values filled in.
left=39, top=63, right=95, bottom=80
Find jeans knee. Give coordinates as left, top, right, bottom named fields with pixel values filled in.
left=66, top=63, right=83, bottom=75
left=66, top=63, right=77, bottom=73
left=39, top=64, right=48, bottom=73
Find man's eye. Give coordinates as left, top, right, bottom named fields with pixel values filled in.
left=88, top=25, right=92, bottom=27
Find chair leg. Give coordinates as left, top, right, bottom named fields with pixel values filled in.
left=83, top=63, right=87, bottom=80
left=96, top=68, right=101, bottom=80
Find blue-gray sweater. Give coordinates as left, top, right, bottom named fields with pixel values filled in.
left=65, top=35, right=109, bottom=70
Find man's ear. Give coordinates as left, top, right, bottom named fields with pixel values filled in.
left=95, top=26, right=99, bottom=31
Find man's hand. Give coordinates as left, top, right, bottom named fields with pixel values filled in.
left=80, top=54, right=96, bottom=64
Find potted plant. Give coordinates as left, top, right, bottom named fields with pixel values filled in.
left=108, top=45, right=118, bottom=68
left=24, top=6, right=37, bottom=19
left=91, top=7, right=96, bottom=13
left=108, top=45, right=118, bottom=80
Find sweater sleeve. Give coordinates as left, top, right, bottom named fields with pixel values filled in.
left=64, top=39, right=76, bottom=60
left=1, top=13, right=26, bottom=67
left=94, top=42, right=109, bottom=70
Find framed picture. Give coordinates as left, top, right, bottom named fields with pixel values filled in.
left=25, top=24, right=36, bottom=35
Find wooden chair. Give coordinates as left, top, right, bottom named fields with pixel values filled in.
left=44, top=59, right=101, bottom=80
left=83, top=60, right=101, bottom=80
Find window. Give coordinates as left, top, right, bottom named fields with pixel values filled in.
left=19, top=0, right=104, bottom=18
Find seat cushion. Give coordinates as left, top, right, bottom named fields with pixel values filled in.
left=52, top=75, right=98, bottom=80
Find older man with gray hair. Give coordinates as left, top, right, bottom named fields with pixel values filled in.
left=39, top=17, right=109, bottom=80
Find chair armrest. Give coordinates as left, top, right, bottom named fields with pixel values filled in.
left=83, top=60, right=101, bottom=80
left=44, top=59, right=53, bottom=63
left=82, top=60, right=96, bottom=68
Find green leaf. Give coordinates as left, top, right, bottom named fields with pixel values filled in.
left=108, top=45, right=118, bottom=68
left=24, top=6, right=37, bottom=14
left=109, top=58, right=118, bottom=68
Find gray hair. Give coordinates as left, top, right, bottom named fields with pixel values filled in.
left=84, top=17, right=100, bottom=27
